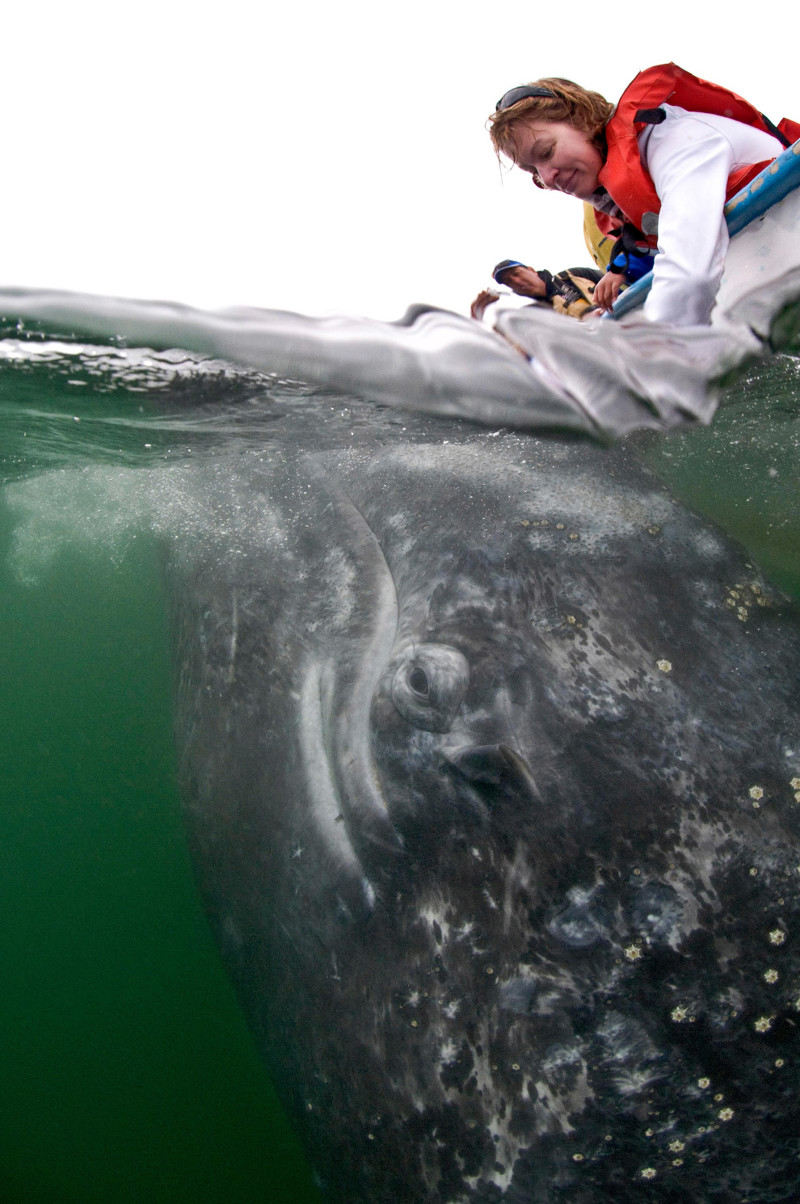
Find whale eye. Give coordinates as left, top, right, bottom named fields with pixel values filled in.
left=391, top=644, right=469, bottom=733
left=409, top=667, right=429, bottom=696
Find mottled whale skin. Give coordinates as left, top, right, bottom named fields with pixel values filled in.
left=170, top=433, right=800, bottom=1203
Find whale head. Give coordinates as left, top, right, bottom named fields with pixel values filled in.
left=172, top=436, right=800, bottom=1203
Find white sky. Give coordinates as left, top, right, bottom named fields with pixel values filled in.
left=4, top=1, right=797, bottom=320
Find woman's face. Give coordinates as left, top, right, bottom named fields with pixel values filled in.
left=509, top=119, right=603, bottom=200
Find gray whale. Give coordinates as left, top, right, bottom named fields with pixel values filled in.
left=168, top=430, right=800, bottom=1203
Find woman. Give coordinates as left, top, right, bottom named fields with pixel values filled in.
left=489, top=63, right=799, bottom=325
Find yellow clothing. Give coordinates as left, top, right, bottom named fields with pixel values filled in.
left=583, top=202, right=615, bottom=271
left=549, top=269, right=599, bottom=318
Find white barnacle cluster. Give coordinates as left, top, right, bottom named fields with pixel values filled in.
left=518, top=510, right=580, bottom=554
left=723, top=581, right=769, bottom=621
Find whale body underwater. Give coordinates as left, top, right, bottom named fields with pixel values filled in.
left=163, top=428, right=800, bottom=1204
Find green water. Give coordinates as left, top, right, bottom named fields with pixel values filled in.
left=641, top=355, right=800, bottom=601
left=0, top=519, right=320, bottom=1203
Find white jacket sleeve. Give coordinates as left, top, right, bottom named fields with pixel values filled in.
left=639, top=107, right=782, bottom=325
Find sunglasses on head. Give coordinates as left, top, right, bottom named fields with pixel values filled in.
left=495, top=85, right=557, bottom=112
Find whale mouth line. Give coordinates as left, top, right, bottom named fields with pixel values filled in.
left=298, top=660, right=365, bottom=877
left=299, top=649, right=406, bottom=898
left=325, top=654, right=406, bottom=875
left=304, top=477, right=405, bottom=878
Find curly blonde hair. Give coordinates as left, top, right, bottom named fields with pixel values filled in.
left=489, top=78, right=614, bottom=187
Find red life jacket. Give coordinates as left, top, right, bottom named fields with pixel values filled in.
left=594, top=62, right=800, bottom=247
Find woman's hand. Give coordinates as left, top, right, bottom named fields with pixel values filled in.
left=470, top=289, right=500, bottom=320
left=592, top=272, right=624, bottom=312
